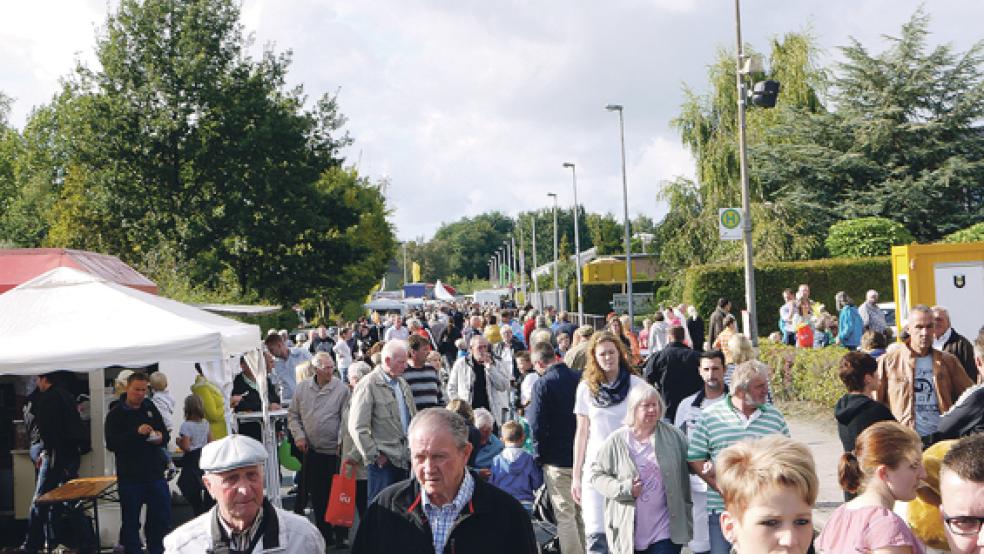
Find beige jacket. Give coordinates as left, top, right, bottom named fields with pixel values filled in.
left=347, top=367, right=417, bottom=470
left=874, top=343, right=973, bottom=429
left=590, top=422, right=693, bottom=554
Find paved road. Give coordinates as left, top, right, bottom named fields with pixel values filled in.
left=787, top=413, right=842, bottom=528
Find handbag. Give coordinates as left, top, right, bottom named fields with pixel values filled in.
left=324, top=460, right=357, bottom=527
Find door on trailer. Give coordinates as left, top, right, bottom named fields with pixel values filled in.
left=933, top=262, right=984, bottom=339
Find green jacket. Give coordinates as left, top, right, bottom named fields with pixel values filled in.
left=191, top=375, right=228, bottom=440
left=590, top=421, right=692, bottom=553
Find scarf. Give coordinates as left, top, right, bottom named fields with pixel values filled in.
left=591, top=367, right=631, bottom=408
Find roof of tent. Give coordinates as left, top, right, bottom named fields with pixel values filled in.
left=0, top=267, right=261, bottom=375
left=0, top=248, right=158, bottom=295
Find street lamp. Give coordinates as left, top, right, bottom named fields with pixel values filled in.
left=497, top=248, right=504, bottom=286
left=547, top=192, right=560, bottom=310
left=563, top=162, right=584, bottom=325
left=606, top=103, right=634, bottom=329
left=531, top=215, right=539, bottom=308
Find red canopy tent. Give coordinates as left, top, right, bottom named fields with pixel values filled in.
left=0, top=248, right=158, bottom=295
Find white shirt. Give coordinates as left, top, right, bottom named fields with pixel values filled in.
left=520, top=372, right=540, bottom=406
left=333, top=340, right=353, bottom=370
left=163, top=505, right=324, bottom=553
left=384, top=325, right=409, bottom=342
left=933, top=327, right=952, bottom=351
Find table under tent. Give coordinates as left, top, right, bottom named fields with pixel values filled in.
left=0, top=267, right=280, bottom=549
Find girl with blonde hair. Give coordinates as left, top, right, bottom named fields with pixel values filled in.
left=573, top=331, right=648, bottom=553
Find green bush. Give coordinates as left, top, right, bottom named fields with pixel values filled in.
left=682, top=257, right=892, bottom=335
left=759, top=342, right=848, bottom=407
left=825, top=217, right=914, bottom=258
left=943, top=222, right=984, bottom=244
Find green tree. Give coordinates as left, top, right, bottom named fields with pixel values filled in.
left=943, top=222, right=984, bottom=244
left=430, top=211, right=515, bottom=278
left=755, top=10, right=984, bottom=242
left=586, top=213, right=623, bottom=255
left=825, top=217, right=914, bottom=258
left=30, top=0, right=363, bottom=305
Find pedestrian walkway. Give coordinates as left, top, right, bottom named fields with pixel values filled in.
left=786, top=413, right=842, bottom=528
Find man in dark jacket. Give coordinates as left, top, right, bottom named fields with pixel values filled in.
left=934, top=328, right=984, bottom=441
left=526, top=342, right=584, bottom=554
left=105, top=371, right=171, bottom=554
left=706, top=298, right=730, bottom=351
left=645, top=325, right=703, bottom=422
left=932, top=306, right=978, bottom=382
left=352, top=408, right=536, bottom=554
left=23, top=371, right=88, bottom=553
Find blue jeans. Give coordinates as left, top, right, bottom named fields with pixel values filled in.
left=708, top=512, right=732, bottom=554
left=118, top=479, right=171, bottom=554
left=367, top=461, right=408, bottom=503
left=24, top=453, right=80, bottom=551
left=636, top=538, right=682, bottom=554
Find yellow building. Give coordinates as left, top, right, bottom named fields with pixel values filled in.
left=890, top=242, right=984, bottom=335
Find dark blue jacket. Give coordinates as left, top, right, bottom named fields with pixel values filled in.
left=527, top=362, right=580, bottom=467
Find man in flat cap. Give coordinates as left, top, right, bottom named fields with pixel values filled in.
left=164, top=434, right=324, bottom=553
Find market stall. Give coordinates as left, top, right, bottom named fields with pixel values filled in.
left=0, top=267, right=274, bottom=547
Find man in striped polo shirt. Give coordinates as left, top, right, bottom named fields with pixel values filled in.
left=687, top=360, right=789, bottom=554
left=404, top=334, right=445, bottom=411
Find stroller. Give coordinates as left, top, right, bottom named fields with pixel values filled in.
left=531, top=484, right=560, bottom=553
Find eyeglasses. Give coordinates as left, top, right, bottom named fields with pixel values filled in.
left=942, top=513, right=984, bottom=536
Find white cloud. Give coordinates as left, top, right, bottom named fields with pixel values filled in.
left=4, top=0, right=984, bottom=242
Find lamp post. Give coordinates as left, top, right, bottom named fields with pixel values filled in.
left=547, top=192, right=560, bottom=310
left=563, top=162, right=584, bottom=325
left=531, top=216, right=539, bottom=308
left=605, top=103, right=634, bottom=329
left=497, top=248, right=504, bottom=286
left=734, top=0, right=759, bottom=343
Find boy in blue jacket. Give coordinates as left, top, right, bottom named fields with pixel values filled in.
left=489, top=421, right=543, bottom=513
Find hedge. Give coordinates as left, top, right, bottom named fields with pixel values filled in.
left=759, top=342, right=848, bottom=407
left=682, top=257, right=892, bottom=336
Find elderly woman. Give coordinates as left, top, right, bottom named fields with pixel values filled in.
left=591, top=386, right=692, bottom=554
left=471, top=407, right=504, bottom=472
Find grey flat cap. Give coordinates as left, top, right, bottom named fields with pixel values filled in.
left=200, top=434, right=268, bottom=474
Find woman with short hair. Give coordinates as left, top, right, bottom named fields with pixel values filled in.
left=591, top=386, right=692, bottom=554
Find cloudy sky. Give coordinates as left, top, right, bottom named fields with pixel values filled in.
left=3, top=1, right=982, bottom=241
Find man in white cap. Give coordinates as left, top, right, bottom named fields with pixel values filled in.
left=163, top=434, right=324, bottom=553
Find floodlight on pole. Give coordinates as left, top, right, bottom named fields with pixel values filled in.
left=547, top=192, right=560, bottom=310
left=605, top=103, right=634, bottom=329
left=563, top=162, right=584, bottom=325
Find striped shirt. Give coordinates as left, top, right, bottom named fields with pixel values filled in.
left=686, top=394, right=789, bottom=512
left=403, top=364, right=445, bottom=411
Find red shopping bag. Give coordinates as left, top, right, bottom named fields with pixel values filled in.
left=796, top=325, right=814, bottom=348
left=324, top=461, right=357, bottom=527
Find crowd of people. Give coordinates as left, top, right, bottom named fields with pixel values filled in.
left=16, top=290, right=984, bottom=554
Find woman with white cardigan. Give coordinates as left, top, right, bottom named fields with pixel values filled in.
left=590, top=385, right=692, bottom=554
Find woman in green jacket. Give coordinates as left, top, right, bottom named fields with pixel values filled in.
left=590, top=384, right=692, bottom=554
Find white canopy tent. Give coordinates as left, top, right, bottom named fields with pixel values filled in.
left=0, top=267, right=282, bottom=523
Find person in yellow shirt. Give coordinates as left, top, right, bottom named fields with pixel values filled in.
left=191, top=363, right=228, bottom=440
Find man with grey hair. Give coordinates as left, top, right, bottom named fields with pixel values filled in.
left=875, top=304, right=973, bottom=439
left=349, top=339, right=418, bottom=502
left=687, top=360, right=789, bottom=554
left=288, top=351, right=351, bottom=546
left=859, top=289, right=888, bottom=334
left=932, top=305, right=979, bottom=382
left=164, top=434, right=324, bottom=553
left=527, top=340, right=585, bottom=554
left=448, top=335, right=511, bottom=425
left=352, top=408, right=537, bottom=553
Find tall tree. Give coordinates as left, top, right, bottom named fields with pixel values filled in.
left=28, top=0, right=367, bottom=304
left=755, top=10, right=984, bottom=241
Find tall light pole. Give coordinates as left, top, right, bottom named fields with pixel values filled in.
left=497, top=248, right=504, bottom=286
left=606, top=104, right=634, bottom=329
left=531, top=216, right=539, bottom=308
left=734, top=0, right=759, bottom=343
left=563, top=162, right=584, bottom=324
left=547, top=192, right=560, bottom=310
